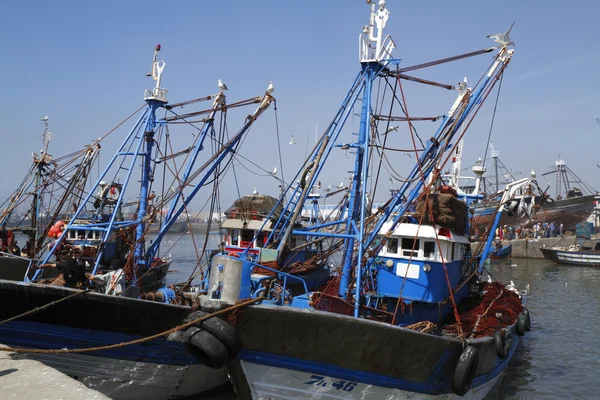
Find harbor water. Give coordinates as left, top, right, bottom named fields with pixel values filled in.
left=15, top=233, right=600, bottom=399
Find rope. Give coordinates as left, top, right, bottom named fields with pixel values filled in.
left=0, top=289, right=89, bottom=327
left=0, top=296, right=261, bottom=354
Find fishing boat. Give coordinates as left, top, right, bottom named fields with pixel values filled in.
left=471, top=159, right=597, bottom=233
left=491, top=243, right=512, bottom=260
left=540, top=222, right=600, bottom=266
left=187, top=2, right=533, bottom=399
left=0, top=122, right=102, bottom=282
left=539, top=243, right=600, bottom=266
left=0, top=45, right=280, bottom=399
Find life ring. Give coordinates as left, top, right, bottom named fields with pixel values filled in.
left=452, top=346, right=479, bottom=396
left=101, top=183, right=121, bottom=205
left=494, top=330, right=512, bottom=359
left=183, top=327, right=228, bottom=369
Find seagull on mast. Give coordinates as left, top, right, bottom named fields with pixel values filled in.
left=266, top=81, right=274, bottom=94
left=41, top=115, right=48, bottom=122
left=217, top=79, right=229, bottom=91
left=487, top=21, right=516, bottom=47
left=270, top=167, right=278, bottom=175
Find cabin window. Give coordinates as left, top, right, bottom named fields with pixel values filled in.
left=231, top=229, right=239, bottom=245
left=256, top=233, right=265, bottom=247
left=451, top=243, right=455, bottom=260
left=402, top=238, right=420, bottom=258
left=241, top=229, right=254, bottom=246
left=387, top=238, right=399, bottom=254
left=424, top=241, right=436, bottom=259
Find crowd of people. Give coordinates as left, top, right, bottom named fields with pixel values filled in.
left=473, top=221, right=565, bottom=243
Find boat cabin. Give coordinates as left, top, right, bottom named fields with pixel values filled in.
left=376, top=222, right=470, bottom=304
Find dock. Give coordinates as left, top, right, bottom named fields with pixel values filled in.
left=473, top=236, right=578, bottom=258
left=0, top=345, right=109, bottom=400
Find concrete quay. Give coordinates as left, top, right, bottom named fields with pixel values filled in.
left=0, top=345, right=109, bottom=400
left=473, top=236, right=578, bottom=258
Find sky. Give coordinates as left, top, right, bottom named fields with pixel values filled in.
left=2, top=0, right=600, bottom=212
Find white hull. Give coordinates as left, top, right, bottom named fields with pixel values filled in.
left=17, top=352, right=228, bottom=400
left=240, top=362, right=502, bottom=400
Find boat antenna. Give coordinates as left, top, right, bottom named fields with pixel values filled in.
left=144, top=44, right=167, bottom=102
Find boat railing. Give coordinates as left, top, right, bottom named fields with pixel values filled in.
left=0, top=251, right=38, bottom=281
left=144, top=87, right=168, bottom=102
left=246, top=260, right=310, bottom=304
left=376, top=35, right=396, bottom=62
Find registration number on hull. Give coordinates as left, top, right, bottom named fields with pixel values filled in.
left=304, top=374, right=358, bottom=392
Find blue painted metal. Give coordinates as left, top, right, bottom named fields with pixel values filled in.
left=34, top=109, right=150, bottom=280
left=478, top=208, right=505, bottom=273
left=145, top=98, right=274, bottom=263
left=134, top=101, right=162, bottom=265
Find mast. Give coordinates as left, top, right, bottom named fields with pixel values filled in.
left=340, top=0, right=395, bottom=304
left=31, top=118, right=53, bottom=256
left=135, top=44, right=168, bottom=263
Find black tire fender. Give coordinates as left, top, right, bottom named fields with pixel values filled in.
left=202, top=317, right=242, bottom=360
left=183, top=327, right=228, bottom=369
left=517, top=312, right=528, bottom=336
left=494, top=330, right=512, bottom=359
left=523, top=309, right=531, bottom=332
left=452, top=346, right=479, bottom=396
left=184, top=310, right=208, bottom=328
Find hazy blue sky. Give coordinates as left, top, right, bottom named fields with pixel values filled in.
left=2, top=0, right=600, bottom=211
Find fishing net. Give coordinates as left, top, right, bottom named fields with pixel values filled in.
left=443, top=282, right=523, bottom=338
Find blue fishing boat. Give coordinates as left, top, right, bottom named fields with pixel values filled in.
left=0, top=45, right=280, bottom=399
left=491, top=243, right=512, bottom=259
left=187, top=2, right=534, bottom=399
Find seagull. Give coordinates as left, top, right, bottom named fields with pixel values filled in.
left=487, top=275, right=492, bottom=283
left=511, top=263, right=517, bottom=267
left=487, top=21, right=516, bottom=47
left=289, top=135, right=297, bottom=145
left=266, top=81, right=274, bottom=94
left=338, top=182, right=344, bottom=188
left=562, top=282, right=567, bottom=286
left=389, top=177, right=394, bottom=185
left=595, top=117, right=600, bottom=125
left=41, top=115, right=48, bottom=122
left=270, top=167, right=277, bottom=175
left=253, top=187, right=258, bottom=195
left=217, top=79, right=229, bottom=91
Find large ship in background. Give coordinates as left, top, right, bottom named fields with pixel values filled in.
left=469, top=151, right=597, bottom=233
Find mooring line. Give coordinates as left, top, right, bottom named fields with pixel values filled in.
left=0, top=296, right=261, bottom=354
